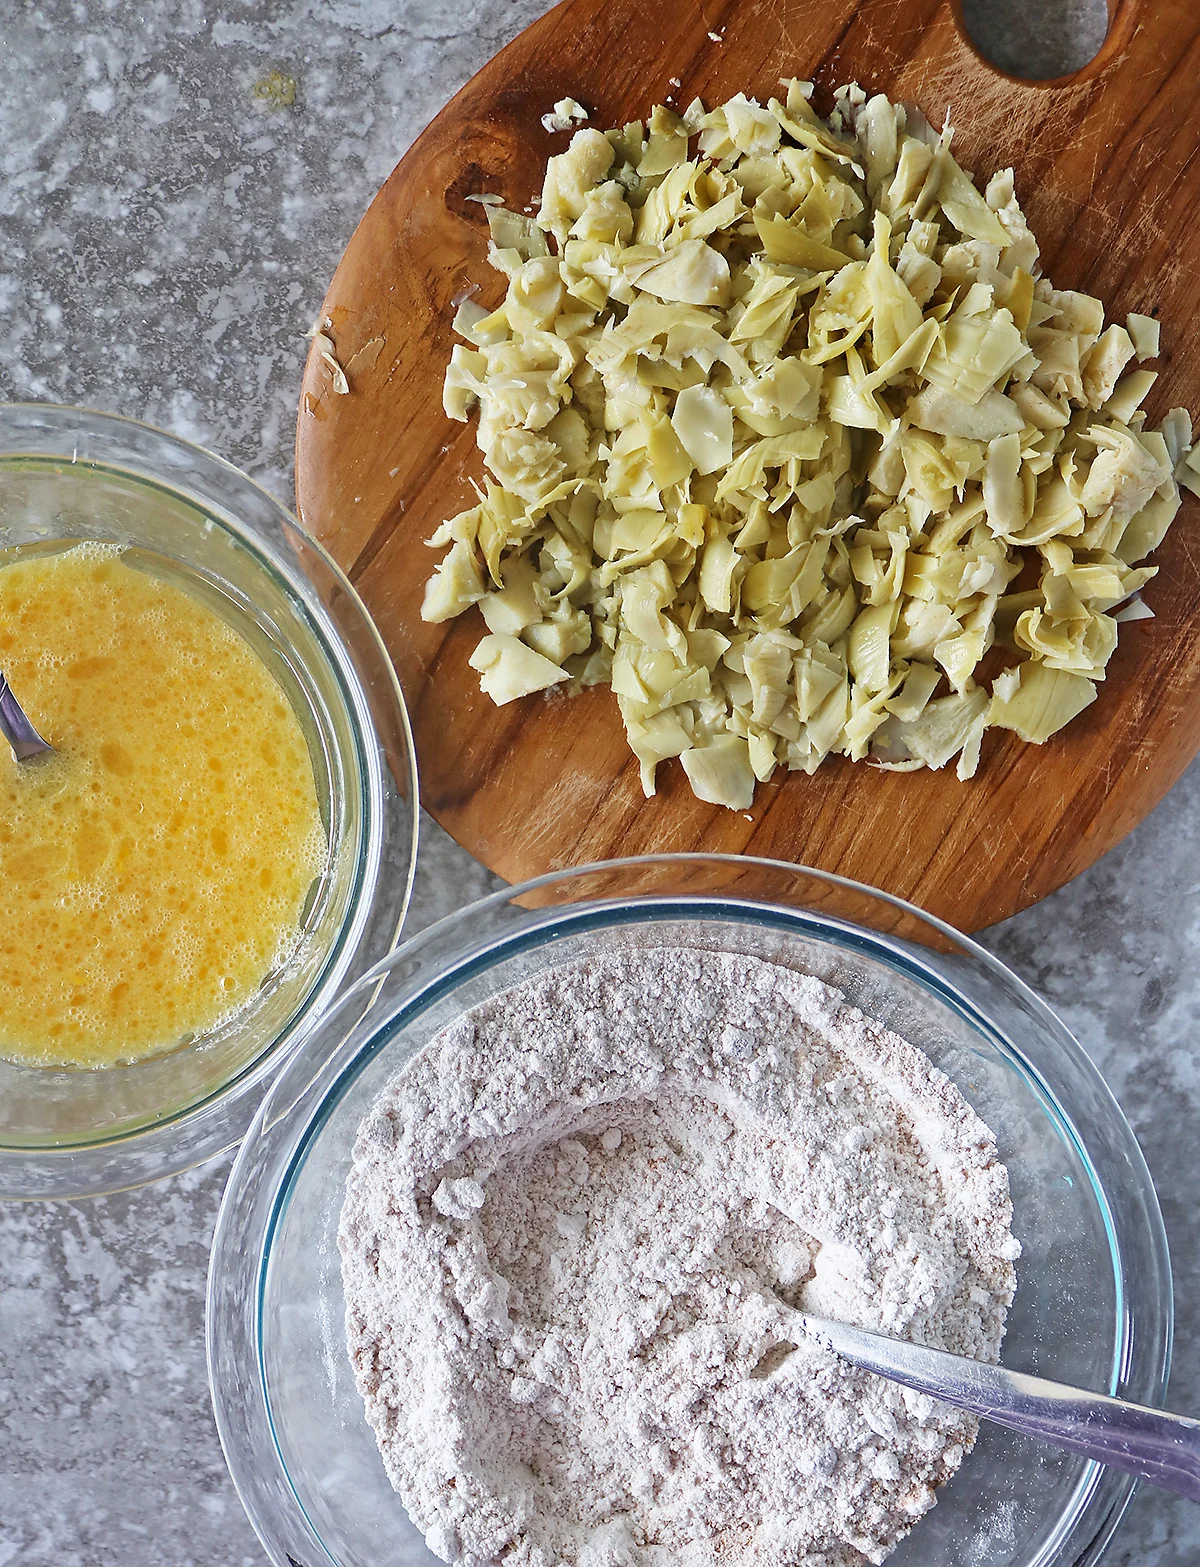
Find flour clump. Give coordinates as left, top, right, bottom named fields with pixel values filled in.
left=339, top=946, right=1018, bottom=1567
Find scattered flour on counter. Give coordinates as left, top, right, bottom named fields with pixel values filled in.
left=339, top=947, right=1019, bottom=1567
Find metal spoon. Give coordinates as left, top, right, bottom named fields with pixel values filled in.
left=790, top=1310, right=1200, bottom=1502
left=0, top=671, right=54, bottom=763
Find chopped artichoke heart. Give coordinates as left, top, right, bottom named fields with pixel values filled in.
left=988, top=662, right=1096, bottom=743
left=478, top=553, right=541, bottom=634
left=468, top=634, right=570, bottom=704
left=625, top=239, right=731, bottom=306
left=526, top=609, right=592, bottom=663
left=1104, top=369, right=1157, bottom=425
left=848, top=601, right=898, bottom=693
left=680, top=734, right=756, bottom=810
left=672, top=385, right=734, bottom=474
left=894, top=687, right=989, bottom=772
left=627, top=707, right=694, bottom=797
left=423, top=539, right=486, bottom=623
left=424, top=81, right=1196, bottom=808
left=923, top=305, right=1026, bottom=405
left=886, top=661, right=943, bottom=722
left=910, top=385, right=1023, bottom=440
left=1082, top=325, right=1136, bottom=409
left=1126, top=313, right=1161, bottom=363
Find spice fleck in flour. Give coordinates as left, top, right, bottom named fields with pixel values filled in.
left=339, top=947, right=1019, bottom=1567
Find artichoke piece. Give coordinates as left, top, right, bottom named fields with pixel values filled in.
left=1078, top=425, right=1171, bottom=525
left=1002, top=268, right=1036, bottom=334
left=612, top=640, right=704, bottom=711
left=741, top=631, right=800, bottom=725
left=542, top=97, right=590, bottom=134
left=619, top=562, right=688, bottom=657
left=724, top=92, right=784, bottom=155
left=793, top=676, right=851, bottom=771
left=468, top=634, right=570, bottom=704
left=937, top=156, right=1012, bottom=246
left=671, top=385, right=733, bottom=474
left=922, top=297, right=1026, bottom=406
left=794, top=643, right=846, bottom=720
left=848, top=601, right=899, bottom=693
left=473, top=484, right=540, bottom=584
left=625, top=707, right=694, bottom=797
left=893, top=687, right=989, bottom=770
left=538, top=130, right=616, bottom=243
left=743, top=549, right=806, bottom=615
left=909, top=385, right=1023, bottom=440
left=748, top=728, right=781, bottom=782
left=886, top=661, right=942, bottom=722
left=679, top=734, right=756, bottom=809
left=624, top=239, right=731, bottom=307
left=1041, top=287, right=1105, bottom=342
left=505, top=257, right=564, bottom=331
left=988, top=662, right=1096, bottom=743
left=740, top=357, right=822, bottom=426
left=478, top=553, right=541, bottom=634
left=863, top=217, right=924, bottom=362
left=1103, top=369, right=1157, bottom=425
left=826, top=373, right=893, bottom=435
left=1081, top=325, right=1136, bottom=409
left=1116, top=491, right=1181, bottom=565
left=730, top=270, right=801, bottom=358
left=443, top=345, right=488, bottom=420
left=755, top=212, right=848, bottom=271
left=687, top=626, right=732, bottom=670
left=1113, top=598, right=1154, bottom=623
left=855, top=91, right=901, bottom=194
left=1015, top=606, right=1117, bottom=676
left=936, top=627, right=988, bottom=693
left=1160, top=407, right=1193, bottom=470
left=843, top=674, right=906, bottom=757
left=803, top=584, right=858, bottom=645
left=599, top=508, right=670, bottom=565
left=486, top=205, right=551, bottom=261
left=982, top=431, right=1026, bottom=537
left=423, top=540, right=487, bottom=623
left=572, top=181, right=635, bottom=244
left=857, top=319, right=939, bottom=393
left=1008, top=473, right=1084, bottom=547
left=526, top=608, right=593, bottom=663
left=716, top=429, right=826, bottom=499
left=1127, top=312, right=1161, bottom=362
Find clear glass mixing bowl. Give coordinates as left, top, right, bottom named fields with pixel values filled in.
left=0, top=403, right=419, bottom=1199
left=206, top=855, right=1171, bottom=1567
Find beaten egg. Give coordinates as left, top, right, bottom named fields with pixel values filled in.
left=0, top=544, right=326, bottom=1068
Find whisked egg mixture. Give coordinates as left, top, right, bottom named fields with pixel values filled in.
left=0, top=544, right=326, bottom=1068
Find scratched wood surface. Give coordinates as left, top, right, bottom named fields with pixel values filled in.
left=295, top=0, right=1200, bottom=931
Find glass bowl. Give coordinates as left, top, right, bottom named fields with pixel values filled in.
left=0, top=403, right=419, bottom=1199
left=206, top=855, right=1171, bottom=1567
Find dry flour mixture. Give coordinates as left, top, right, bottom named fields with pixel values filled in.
left=339, top=946, right=1019, bottom=1567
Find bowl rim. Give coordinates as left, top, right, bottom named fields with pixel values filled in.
left=205, top=852, right=1173, bottom=1567
left=0, top=401, right=421, bottom=1199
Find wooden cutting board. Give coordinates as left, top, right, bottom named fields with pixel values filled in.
left=295, top=0, right=1200, bottom=931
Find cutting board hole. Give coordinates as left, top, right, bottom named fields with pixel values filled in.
left=958, top=0, right=1109, bottom=80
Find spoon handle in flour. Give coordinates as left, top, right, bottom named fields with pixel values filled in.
left=792, top=1311, right=1200, bottom=1503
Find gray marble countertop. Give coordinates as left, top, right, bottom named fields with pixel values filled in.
left=0, top=2, right=1192, bottom=1564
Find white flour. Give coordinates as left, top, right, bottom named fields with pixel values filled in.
left=339, top=947, right=1019, bottom=1567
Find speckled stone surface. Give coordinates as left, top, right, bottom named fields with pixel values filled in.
left=0, top=2, right=1194, bottom=1564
